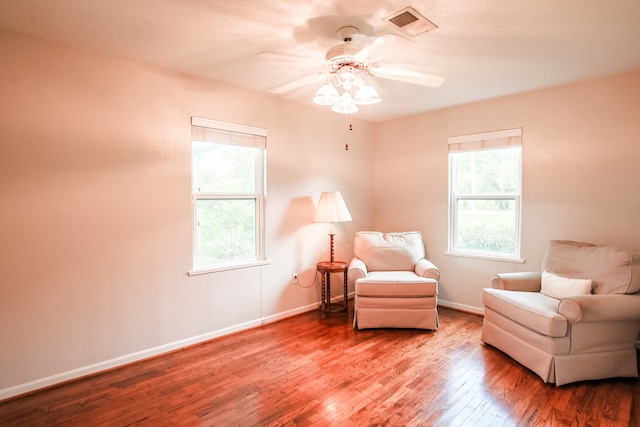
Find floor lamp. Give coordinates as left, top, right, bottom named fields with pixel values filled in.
left=313, top=191, right=352, bottom=263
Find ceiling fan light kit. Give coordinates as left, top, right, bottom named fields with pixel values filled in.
left=313, top=64, right=381, bottom=114
left=312, top=26, right=384, bottom=114
left=282, top=10, right=447, bottom=116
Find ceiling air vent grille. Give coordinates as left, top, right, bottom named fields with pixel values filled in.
left=383, top=6, right=437, bottom=37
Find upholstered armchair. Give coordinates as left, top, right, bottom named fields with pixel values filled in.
left=348, top=231, right=440, bottom=330
left=482, top=240, right=640, bottom=386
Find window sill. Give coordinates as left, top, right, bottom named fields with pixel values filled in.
left=444, top=251, right=525, bottom=264
left=188, top=259, right=271, bottom=276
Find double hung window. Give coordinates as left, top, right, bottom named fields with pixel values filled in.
left=190, top=117, right=267, bottom=273
left=448, top=128, right=522, bottom=261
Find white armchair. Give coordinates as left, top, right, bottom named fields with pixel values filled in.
left=482, top=240, right=640, bottom=386
left=348, top=231, right=440, bottom=330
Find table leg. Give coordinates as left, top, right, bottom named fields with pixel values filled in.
left=320, top=271, right=326, bottom=309
left=326, top=272, right=331, bottom=310
left=343, top=270, right=348, bottom=313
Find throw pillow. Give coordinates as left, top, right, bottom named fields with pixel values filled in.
left=541, top=270, right=593, bottom=299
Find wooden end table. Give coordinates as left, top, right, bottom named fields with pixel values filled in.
left=316, top=260, right=348, bottom=314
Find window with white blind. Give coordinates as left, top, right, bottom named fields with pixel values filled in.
left=190, top=117, right=267, bottom=274
left=448, top=128, right=523, bottom=261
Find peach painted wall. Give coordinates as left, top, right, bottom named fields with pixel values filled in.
left=0, top=30, right=374, bottom=396
left=373, top=70, right=640, bottom=312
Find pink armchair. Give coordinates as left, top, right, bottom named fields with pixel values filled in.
left=482, top=240, right=640, bottom=386
left=348, top=231, right=440, bottom=330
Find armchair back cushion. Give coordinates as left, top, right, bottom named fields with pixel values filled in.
left=354, top=231, right=425, bottom=271
left=542, top=240, right=640, bottom=294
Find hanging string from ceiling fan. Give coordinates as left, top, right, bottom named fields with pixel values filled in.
left=345, top=115, right=352, bottom=151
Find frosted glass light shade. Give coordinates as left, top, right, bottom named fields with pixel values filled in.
left=313, top=84, right=340, bottom=106
left=331, top=92, right=358, bottom=114
left=354, top=85, right=382, bottom=105
left=313, top=191, right=352, bottom=223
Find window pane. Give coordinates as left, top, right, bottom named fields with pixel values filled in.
left=453, top=147, right=520, bottom=195
left=456, top=199, right=516, bottom=254
left=195, top=199, right=256, bottom=266
left=192, top=142, right=256, bottom=193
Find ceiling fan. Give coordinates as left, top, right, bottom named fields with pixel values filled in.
left=265, top=24, right=449, bottom=114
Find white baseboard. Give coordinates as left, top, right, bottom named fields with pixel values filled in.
left=0, top=303, right=319, bottom=402
left=330, top=291, right=354, bottom=303
left=438, top=299, right=484, bottom=316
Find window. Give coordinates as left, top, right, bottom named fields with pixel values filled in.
left=190, top=117, right=267, bottom=273
left=448, top=128, right=522, bottom=261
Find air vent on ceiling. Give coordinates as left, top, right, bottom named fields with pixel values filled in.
left=383, top=6, right=437, bottom=38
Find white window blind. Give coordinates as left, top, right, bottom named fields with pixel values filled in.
left=448, top=128, right=522, bottom=151
left=191, top=117, right=266, bottom=149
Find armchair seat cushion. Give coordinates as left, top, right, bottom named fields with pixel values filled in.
left=483, top=308, right=571, bottom=355
left=482, top=288, right=568, bottom=337
left=355, top=272, right=437, bottom=297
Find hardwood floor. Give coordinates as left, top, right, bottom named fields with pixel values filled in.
left=1, top=307, right=638, bottom=426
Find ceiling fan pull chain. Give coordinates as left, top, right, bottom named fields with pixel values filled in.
left=345, top=116, right=352, bottom=151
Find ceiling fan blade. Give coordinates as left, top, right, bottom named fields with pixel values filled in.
left=269, top=73, right=327, bottom=94
left=370, top=66, right=448, bottom=88
left=354, top=34, right=396, bottom=62
left=256, top=51, right=325, bottom=67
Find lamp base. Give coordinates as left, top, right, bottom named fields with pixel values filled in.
left=328, top=233, right=335, bottom=264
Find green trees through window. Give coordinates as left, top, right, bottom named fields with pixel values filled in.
left=195, top=198, right=257, bottom=265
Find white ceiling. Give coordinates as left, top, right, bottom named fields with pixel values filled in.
left=1, top=0, right=640, bottom=122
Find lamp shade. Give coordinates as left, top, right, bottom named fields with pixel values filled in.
left=313, top=191, right=352, bottom=223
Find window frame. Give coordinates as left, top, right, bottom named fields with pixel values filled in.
left=189, top=117, right=268, bottom=275
left=447, top=128, right=524, bottom=263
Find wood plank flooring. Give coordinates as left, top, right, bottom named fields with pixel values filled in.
left=1, top=307, right=638, bottom=426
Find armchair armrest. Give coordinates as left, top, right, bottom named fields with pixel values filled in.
left=491, top=272, right=541, bottom=292
left=415, top=259, right=440, bottom=280
left=348, top=258, right=367, bottom=286
left=559, top=293, right=640, bottom=323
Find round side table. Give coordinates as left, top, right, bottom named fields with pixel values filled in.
left=316, top=261, right=348, bottom=314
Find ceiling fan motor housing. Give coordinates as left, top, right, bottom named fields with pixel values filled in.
left=326, top=26, right=369, bottom=72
